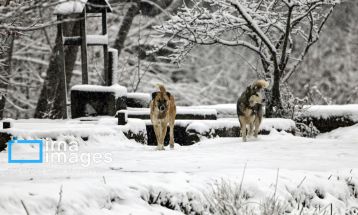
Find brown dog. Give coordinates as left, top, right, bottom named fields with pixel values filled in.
left=150, top=84, right=176, bottom=150
left=237, top=80, right=269, bottom=142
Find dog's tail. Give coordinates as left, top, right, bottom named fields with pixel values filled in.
left=254, top=80, right=269, bottom=89
left=155, top=84, right=166, bottom=93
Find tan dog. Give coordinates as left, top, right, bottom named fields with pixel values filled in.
left=150, top=84, right=176, bottom=150
left=237, top=80, right=269, bottom=142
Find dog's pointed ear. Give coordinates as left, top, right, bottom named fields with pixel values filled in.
left=152, top=92, right=158, bottom=100
left=166, top=92, right=171, bottom=98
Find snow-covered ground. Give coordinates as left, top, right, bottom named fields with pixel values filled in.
left=0, top=122, right=358, bottom=214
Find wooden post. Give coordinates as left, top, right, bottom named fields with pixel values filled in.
left=57, top=15, right=68, bottom=119
left=117, top=111, right=127, bottom=125
left=108, top=49, right=118, bottom=85
left=80, top=8, right=88, bottom=84
left=102, top=9, right=109, bottom=86
left=3, top=121, right=11, bottom=129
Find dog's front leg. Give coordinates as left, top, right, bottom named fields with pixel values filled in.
left=153, top=124, right=163, bottom=150
left=253, top=118, right=261, bottom=138
left=249, top=122, right=254, bottom=137
left=158, top=122, right=167, bottom=150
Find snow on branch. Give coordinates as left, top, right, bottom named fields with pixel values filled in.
left=156, top=0, right=339, bottom=80
left=229, top=0, right=277, bottom=56
left=0, top=0, right=77, bottom=32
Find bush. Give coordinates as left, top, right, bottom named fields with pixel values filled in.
left=204, top=179, right=288, bottom=215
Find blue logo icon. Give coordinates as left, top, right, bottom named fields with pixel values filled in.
left=8, top=139, right=43, bottom=163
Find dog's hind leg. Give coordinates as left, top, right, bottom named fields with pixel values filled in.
left=239, top=116, right=247, bottom=142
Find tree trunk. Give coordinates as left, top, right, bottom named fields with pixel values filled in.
left=0, top=34, right=14, bottom=119
left=34, top=17, right=80, bottom=119
left=0, top=0, right=14, bottom=119
left=266, top=68, right=283, bottom=117
left=113, top=4, right=139, bottom=57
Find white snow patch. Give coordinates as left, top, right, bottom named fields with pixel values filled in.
left=186, top=104, right=237, bottom=118
left=300, top=104, right=358, bottom=122
left=124, top=107, right=217, bottom=116
left=186, top=122, right=210, bottom=134
left=54, top=0, right=87, bottom=15
left=86, top=34, right=108, bottom=45
left=317, top=123, right=358, bottom=141
left=119, top=118, right=147, bottom=135
left=0, top=118, right=125, bottom=140
left=260, top=118, right=296, bottom=131
left=71, top=84, right=127, bottom=98
left=185, top=118, right=295, bottom=134
left=127, top=93, right=151, bottom=102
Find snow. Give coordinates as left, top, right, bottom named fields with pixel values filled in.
left=126, top=103, right=236, bottom=118
left=119, top=118, right=146, bottom=135
left=178, top=108, right=217, bottom=116
left=300, top=104, right=358, bottom=122
left=260, top=118, right=296, bottom=131
left=1, top=119, right=358, bottom=214
left=318, top=123, right=358, bottom=141
left=54, top=0, right=87, bottom=15
left=71, top=84, right=127, bottom=98
left=86, top=34, right=109, bottom=45
left=181, top=104, right=236, bottom=118
left=127, top=93, right=151, bottom=102
left=124, top=107, right=217, bottom=117
left=0, top=118, right=120, bottom=139
left=185, top=118, right=295, bottom=134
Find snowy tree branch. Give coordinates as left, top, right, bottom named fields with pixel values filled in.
left=282, top=4, right=336, bottom=82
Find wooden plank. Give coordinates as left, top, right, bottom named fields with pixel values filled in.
left=64, top=35, right=110, bottom=46
left=80, top=9, right=88, bottom=84
left=63, top=36, right=81, bottom=46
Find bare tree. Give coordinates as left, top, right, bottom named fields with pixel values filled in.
left=0, top=0, right=64, bottom=119
left=156, top=0, right=339, bottom=117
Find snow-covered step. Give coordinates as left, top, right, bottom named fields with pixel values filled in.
left=118, top=107, right=218, bottom=121
left=296, top=104, right=358, bottom=132
left=121, top=118, right=296, bottom=146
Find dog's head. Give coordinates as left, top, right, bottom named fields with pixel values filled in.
left=152, top=91, right=171, bottom=113
left=251, top=80, right=269, bottom=93
left=243, top=80, right=269, bottom=107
